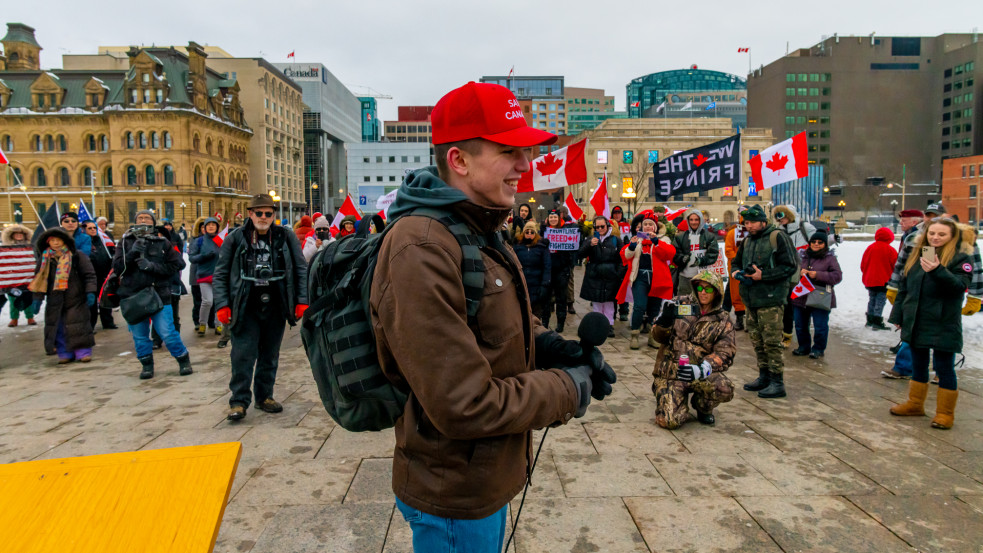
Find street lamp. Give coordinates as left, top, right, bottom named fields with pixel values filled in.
left=311, top=183, right=319, bottom=214
left=180, top=202, right=187, bottom=226
left=268, top=189, right=283, bottom=223
left=890, top=199, right=899, bottom=232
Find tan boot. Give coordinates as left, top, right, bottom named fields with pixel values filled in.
left=931, top=388, right=958, bottom=429
left=647, top=332, right=659, bottom=348
left=629, top=330, right=640, bottom=350
left=781, top=332, right=793, bottom=349
left=890, top=380, right=929, bottom=416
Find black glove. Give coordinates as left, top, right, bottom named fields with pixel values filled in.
left=535, top=330, right=582, bottom=369
left=137, top=258, right=152, bottom=271
left=677, top=360, right=713, bottom=382
left=694, top=255, right=705, bottom=267
left=733, top=271, right=752, bottom=285
left=561, top=364, right=593, bottom=418
left=586, top=348, right=617, bottom=400
left=681, top=254, right=691, bottom=266
left=132, top=239, right=147, bottom=253
left=655, top=301, right=677, bottom=328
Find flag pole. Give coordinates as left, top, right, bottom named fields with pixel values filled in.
left=7, top=164, right=44, bottom=226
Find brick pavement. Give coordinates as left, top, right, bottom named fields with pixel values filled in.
left=1, top=269, right=981, bottom=552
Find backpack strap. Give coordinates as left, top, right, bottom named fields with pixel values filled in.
left=405, top=208, right=487, bottom=324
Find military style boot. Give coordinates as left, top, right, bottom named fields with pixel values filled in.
left=138, top=355, right=155, bottom=380
left=931, top=388, right=958, bottom=429
left=629, top=330, right=641, bottom=350
left=176, top=353, right=193, bottom=376
left=890, top=380, right=928, bottom=417
left=743, top=367, right=770, bottom=391
left=758, top=371, right=787, bottom=398
left=647, top=330, right=659, bottom=348
left=734, top=311, right=745, bottom=331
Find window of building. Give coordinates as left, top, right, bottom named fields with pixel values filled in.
left=127, top=201, right=137, bottom=223
left=819, top=117, right=830, bottom=124
left=943, top=112, right=952, bottom=121
left=125, top=132, right=134, bottom=149
left=104, top=167, right=113, bottom=187
left=797, top=88, right=807, bottom=96
left=796, top=116, right=807, bottom=124
left=785, top=116, right=795, bottom=125
left=809, top=73, right=820, bottom=82
left=151, top=132, right=159, bottom=149
left=944, top=83, right=952, bottom=92
left=808, top=102, right=819, bottom=110
left=389, top=156, right=396, bottom=163
left=401, top=156, right=408, bottom=162
left=809, top=88, right=819, bottom=96
left=389, top=176, right=396, bottom=182
left=943, top=127, right=951, bottom=136
left=145, top=165, right=155, bottom=185
left=126, top=165, right=137, bottom=185
left=101, top=135, right=109, bottom=151
left=164, top=165, right=174, bottom=185
left=785, top=87, right=795, bottom=96
left=363, top=176, right=370, bottom=182
left=376, top=176, right=383, bottom=182
left=139, top=132, right=147, bottom=149
left=82, top=167, right=93, bottom=187
left=46, top=135, right=54, bottom=151
left=130, top=89, right=138, bottom=104
left=414, top=156, right=421, bottom=163
left=797, top=73, right=808, bottom=82
left=59, top=167, right=69, bottom=186
left=786, top=73, right=796, bottom=82
left=797, top=102, right=807, bottom=110
left=32, top=135, right=41, bottom=151
left=156, top=89, right=164, bottom=103
left=143, top=89, right=151, bottom=103
left=35, top=168, right=46, bottom=187
left=146, top=201, right=155, bottom=214
left=942, top=141, right=950, bottom=150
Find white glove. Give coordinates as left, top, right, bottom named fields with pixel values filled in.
left=677, top=360, right=713, bottom=382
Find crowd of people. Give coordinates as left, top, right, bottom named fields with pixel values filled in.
left=2, top=80, right=979, bottom=553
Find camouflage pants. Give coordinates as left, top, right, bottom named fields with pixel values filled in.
left=653, top=373, right=734, bottom=429
left=747, top=305, right=785, bottom=375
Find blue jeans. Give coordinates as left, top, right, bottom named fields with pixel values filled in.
left=793, top=305, right=830, bottom=354
left=911, top=347, right=957, bottom=390
left=892, top=342, right=914, bottom=376
left=866, top=288, right=887, bottom=317
left=395, top=497, right=507, bottom=553
left=630, top=270, right=663, bottom=331
left=127, top=304, right=187, bottom=359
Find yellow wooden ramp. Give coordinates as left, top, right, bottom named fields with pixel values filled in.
left=0, top=441, right=242, bottom=553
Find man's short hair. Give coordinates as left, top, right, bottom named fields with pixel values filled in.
left=434, top=138, right=485, bottom=180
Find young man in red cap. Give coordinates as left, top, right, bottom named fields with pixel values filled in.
left=370, top=82, right=616, bottom=552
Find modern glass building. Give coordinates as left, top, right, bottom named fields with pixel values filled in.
left=568, top=111, right=628, bottom=135
left=480, top=76, right=564, bottom=99
left=627, top=68, right=746, bottom=118
left=358, top=97, right=380, bottom=143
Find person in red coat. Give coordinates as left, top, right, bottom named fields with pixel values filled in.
left=618, top=210, right=676, bottom=350
left=861, top=227, right=898, bottom=330
left=294, top=215, right=314, bottom=244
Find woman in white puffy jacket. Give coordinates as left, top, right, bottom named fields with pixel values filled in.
left=303, top=216, right=334, bottom=263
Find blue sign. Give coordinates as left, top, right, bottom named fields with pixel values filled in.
left=359, top=195, right=367, bottom=206
left=747, top=149, right=759, bottom=196
left=648, top=150, right=659, bottom=164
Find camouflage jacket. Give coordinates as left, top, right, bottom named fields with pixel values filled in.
left=651, top=270, right=737, bottom=381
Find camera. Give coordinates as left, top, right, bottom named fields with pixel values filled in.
left=315, top=229, right=330, bottom=239
left=255, top=262, right=274, bottom=281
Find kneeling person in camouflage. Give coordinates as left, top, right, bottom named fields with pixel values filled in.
left=650, top=270, right=736, bottom=428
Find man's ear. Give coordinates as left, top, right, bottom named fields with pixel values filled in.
left=446, top=147, right=470, bottom=178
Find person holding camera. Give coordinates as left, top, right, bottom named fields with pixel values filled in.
left=888, top=217, right=973, bottom=429
left=214, top=194, right=308, bottom=421
left=650, top=270, right=736, bottom=428
left=617, top=210, right=676, bottom=350
left=303, top=215, right=333, bottom=263
left=578, top=216, right=623, bottom=334
left=112, top=210, right=192, bottom=379
left=672, top=209, right=720, bottom=297
left=731, top=204, right=799, bottom=398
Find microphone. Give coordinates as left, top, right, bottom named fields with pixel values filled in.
left=578, top=311, right=611, bottom=358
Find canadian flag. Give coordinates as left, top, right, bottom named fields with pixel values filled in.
left=630, top=101, right=640, bottom=108
left=564, top=192, right=584, bottom=221
left=516, top=140, right=588, bottom=192
left=749, top=131, right=809, bottom=191
left=664, top=206, right=688, bottom=220
left=790, top=274, right=816, bottom=299
left=213, top=224, right=229, bottom=248
left=737, top=47, right=750, bottom=53
left=0, top=144, right=9, bottom=165
left=287, top=51, right=295, bottom=59
left=330, top=194, right=362, bottom=235
left=590, top=174, right=610, bottom=219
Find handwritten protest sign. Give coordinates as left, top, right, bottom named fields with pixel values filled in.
left=544, top=227, right=580, bottom=252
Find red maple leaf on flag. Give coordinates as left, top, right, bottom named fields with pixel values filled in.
left=765, top=152, right=789, bottom=172
left=536, top=152, right=563, bottom=182
left=693, top=153, right=709, bottom=167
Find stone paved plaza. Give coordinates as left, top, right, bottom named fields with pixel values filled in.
left=2, top=275, right=982, bottom=552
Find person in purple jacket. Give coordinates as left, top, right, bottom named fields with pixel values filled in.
left=791, top=231, right=843, bottom=359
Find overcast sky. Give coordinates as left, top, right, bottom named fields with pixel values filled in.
left=8, top=0, right=981, bottom=122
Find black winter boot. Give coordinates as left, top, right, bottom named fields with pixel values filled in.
left=555, top=316, right=565, bottom=334
left=871, top=316, right=890, bottom=331
left=176, top=353, right=193, bottom=376
left=864, top=314, right=873, bottom=328
left=734, top=311, right=745, bottom=331
left=743, top=367, right=770, bottom=391
left=139, top=355, right=155, bottom=380
left=758, top=372, right=787, bottom=398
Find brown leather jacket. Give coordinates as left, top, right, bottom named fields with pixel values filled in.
left=370, top=200, right=579, bottom=520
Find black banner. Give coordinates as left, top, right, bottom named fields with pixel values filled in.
left=652, top=134, right=741, bottom=200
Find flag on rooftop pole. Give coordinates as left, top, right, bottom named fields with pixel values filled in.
left=748, top=131, right=809, bottom=191
left=737, top=47, right=750, bottom=53
left=287, top=51, right=295, bottom=59
left=681, top=101, right=693, bottom=110
left=705, top=102, right=716, bottom=111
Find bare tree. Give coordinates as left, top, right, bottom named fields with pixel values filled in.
left=616, top=160, right=652, bottom=219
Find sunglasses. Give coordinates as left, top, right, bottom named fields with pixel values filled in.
left=524, top=230, right=536, bottom=233
left=62, top=219, right=78, bottom=224
left=252, top=210, right=275, bottom=218
left=810, top=239, right=827, bottom=244
left=695, top=284, right=714, bottom=293
left=594, top=225, right=607, bottom=229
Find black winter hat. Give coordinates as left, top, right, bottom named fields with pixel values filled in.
left=809, top=230, right=829, bottom=243
left=742, top=204, right=768, bottom=222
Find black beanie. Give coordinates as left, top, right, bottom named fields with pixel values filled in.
left=810, top=230, right=829, bottom=243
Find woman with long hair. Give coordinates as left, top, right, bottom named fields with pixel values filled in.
left=578, top=216, right=622, bottom=336
left=888, top=218, right=974, bottom=429
left=513, top=221, right=551, bottom=321
left=511, top=203, right=533, bottom=243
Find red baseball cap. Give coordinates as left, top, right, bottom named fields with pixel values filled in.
left=432, top=82, right=557, bottom=147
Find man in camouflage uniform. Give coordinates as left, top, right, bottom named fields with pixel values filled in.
left=731, top=204, right=799, bottom=399
left=650, top=270, right=736, bottom=428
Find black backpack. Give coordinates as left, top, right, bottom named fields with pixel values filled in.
left=300, top=208, right=487, bottom=432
